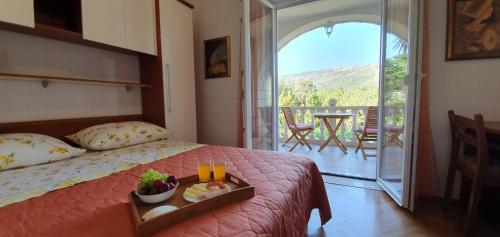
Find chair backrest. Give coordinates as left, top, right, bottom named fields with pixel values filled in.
left=281, top=107, right=296, bottom=128
left=448, top=110, right=490, bottom=173
left=363, top=107, right=379, bottom=131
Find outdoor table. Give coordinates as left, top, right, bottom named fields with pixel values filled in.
left=314, top=112, right=354, bottom=154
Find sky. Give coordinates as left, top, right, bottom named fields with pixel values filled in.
left=278, top=22, right=401, bottom=76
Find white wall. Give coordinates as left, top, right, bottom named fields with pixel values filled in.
left=429, top=0, right=500, bottom=195
left=191, top=0, right=242, bottom=147
left=0, top=30, right=142, bottom=123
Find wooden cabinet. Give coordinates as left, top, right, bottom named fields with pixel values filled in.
left=124, top=0, right=157, bottom=55
left=0, top=0, right=157, bottom=54
left=81, top=0, right=127, bottom=48
left=0, top=0, right=34, bottom=28
left=81, top=0, right=157, bottom=55
left=159, top=0, right=197, bottom=142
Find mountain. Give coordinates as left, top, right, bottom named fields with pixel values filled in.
left=279, top=64, right=379, bottom=90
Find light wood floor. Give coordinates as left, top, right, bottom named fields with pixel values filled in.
left=308, top=182, right=500, bottom=237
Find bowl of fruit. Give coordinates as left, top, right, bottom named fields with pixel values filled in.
left=135, top=169, right=178, bottom=204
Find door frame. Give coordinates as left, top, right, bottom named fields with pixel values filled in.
left=243, top=0, right=278, bottom=150
left=376, top=0, right=423, bottom=209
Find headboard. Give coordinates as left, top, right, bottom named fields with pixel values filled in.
left=0, top=114, right=143, bottom=142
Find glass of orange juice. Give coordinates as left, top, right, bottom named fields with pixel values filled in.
left=213, top=161, right=226, bottom=182
left=197, top=160, right=211, bottom=183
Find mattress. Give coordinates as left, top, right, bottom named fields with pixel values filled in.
left=0, top=144, right=331, bottom=237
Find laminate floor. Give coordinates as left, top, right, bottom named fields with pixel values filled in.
left=307, top=182, right=500, bottom=237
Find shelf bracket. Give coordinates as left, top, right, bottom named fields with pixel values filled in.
left=125, top=85, right=133, bottom=92
left=41, top=80, right=49, bottom=88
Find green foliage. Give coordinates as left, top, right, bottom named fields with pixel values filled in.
left=278, top=78, right=378, bottom=107
left=278, top=54, right=408, bottom=108
left=384, top=54, right=408, bottom=106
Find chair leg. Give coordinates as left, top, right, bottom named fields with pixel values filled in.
left=284, top=131, right=302, bottom=152
left=460, top=177, right=471, bottom=208
left=292, top=133, right=305, bottom=145
left=289, top=139, right=300, bottom=152
left=360, top=143, right=368, bottom=160
left=388, top=133, right=404, bottom=148
left=282, top=134, right=295, bottom=147
left=464, top=179, right=483, bottom=236
left=443, top=168, right=457, bottom=211
left=299, top=130, right=313, bottom=150
left=355, top=133, right=364, bottom=153
left=444, top=143, right=459, bottom=210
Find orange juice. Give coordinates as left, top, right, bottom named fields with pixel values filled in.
left=197, top=162, right=211, bottom=182
left=213, top=162, right=226, bottom=182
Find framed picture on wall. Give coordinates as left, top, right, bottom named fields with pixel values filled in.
left=204, top=36, right=231, bottom=79
left=447, top=0, right=500, bottom=60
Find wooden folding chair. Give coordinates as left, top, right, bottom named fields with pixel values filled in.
left=385, top=124, right=404, bottom=148
left=444, top=110, right=500, bottom=236
left=281, top=107, right=315, bottom=152
left=355, top=106, right=378, bottom=160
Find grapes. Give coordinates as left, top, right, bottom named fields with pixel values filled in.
left=138, top=169, right=178, bottom=195
left=167, top=175, right=176, bottom=184
left=153, top=180, right=164, bottom=188
left=138, top=169, right=169, bottom=191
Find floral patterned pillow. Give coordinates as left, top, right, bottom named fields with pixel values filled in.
left=66, top=121, right=168, bottom=151
left=0, top=133, right=86, bottom=171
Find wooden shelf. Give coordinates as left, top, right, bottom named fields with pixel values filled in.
left=0, top=72, right=150, bottom=90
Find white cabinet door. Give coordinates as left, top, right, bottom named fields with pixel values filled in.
left=124, top=0, right=157, bottom=55
left=81, top=0, right=126, bottom=48
left=0, top=0, right=34, bottom=28
left=160, top=0, right=197, bottom=142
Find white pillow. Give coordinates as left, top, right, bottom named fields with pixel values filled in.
left=0, top=133, right=86, bottom=171
left=67, top=121, right=167, bottom=151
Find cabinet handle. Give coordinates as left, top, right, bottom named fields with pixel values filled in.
left=165, top=64, right=172, bottom=112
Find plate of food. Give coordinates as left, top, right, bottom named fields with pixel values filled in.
left=183, top=182, right=231, bottom=203
left=135, top=169, right=179, bottom=204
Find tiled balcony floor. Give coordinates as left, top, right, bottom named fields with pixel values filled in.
left=278, top=143, right=378, bottom=179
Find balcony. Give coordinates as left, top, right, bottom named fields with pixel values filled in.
left=278, top=105, right=404, bottom=179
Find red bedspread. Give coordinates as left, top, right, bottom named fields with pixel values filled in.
left=0, top=146, right=331, bottom=237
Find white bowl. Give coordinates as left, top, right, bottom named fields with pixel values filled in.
left=135, top=182, right=179, bottom=204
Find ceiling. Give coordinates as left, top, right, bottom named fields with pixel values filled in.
left=276, top=0, right=408, bottom=48
left=278, top=0, right=380, bottom=22
left=268, top=0, right=318, bottom=9
left=277, top=0, right=382, bottom=45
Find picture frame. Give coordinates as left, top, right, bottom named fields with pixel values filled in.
left=446, top=0, right=500, bottom=60
left=204, top=36, right=231, bottom=79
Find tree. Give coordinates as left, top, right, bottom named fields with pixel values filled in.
left=277, top=54, right=407, bottom=108
left=384, top=54, right=408, bottom=105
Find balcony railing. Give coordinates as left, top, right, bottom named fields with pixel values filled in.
left=279, top=106, right=404, bottom=147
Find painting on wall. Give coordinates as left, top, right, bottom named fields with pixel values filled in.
left=204, top=36, right=231, bottom=79
left=447, top=0, right=500, bottom=60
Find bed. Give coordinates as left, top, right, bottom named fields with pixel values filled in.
left=0, top=115, right=331, bottom=237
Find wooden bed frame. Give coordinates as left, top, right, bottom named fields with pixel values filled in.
left=0, top=114, right=143, bottom=142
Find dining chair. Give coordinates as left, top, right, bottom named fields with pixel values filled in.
left=355, top=106, right=378, bottom=159
left=281, top=107, right=315, bottom=152
left=444, top=110, right=500, bottom=236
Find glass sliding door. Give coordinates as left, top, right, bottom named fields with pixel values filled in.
left=243, top=0, right=277, bottom=150
left=377, top=0, right=421, bottom=208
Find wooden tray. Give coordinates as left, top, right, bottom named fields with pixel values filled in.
left=128, top=173, right=255, bottom=237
